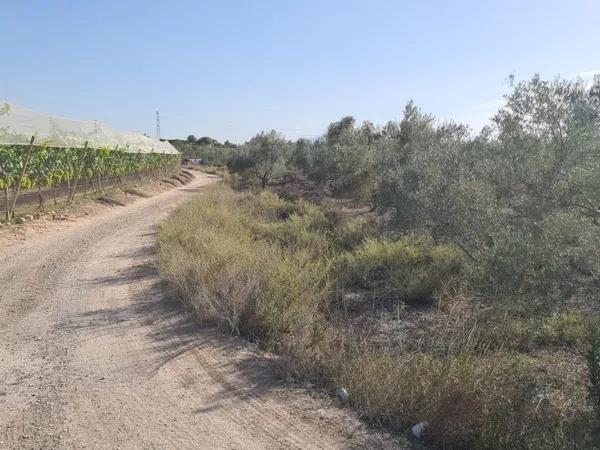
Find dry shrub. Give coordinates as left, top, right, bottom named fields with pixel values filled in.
left=254, top=248, right=330, bottom=336
left=157, top=184, right=597, bottom=448
left=158, top=230, right=260, bottom=333
left=294, top=324, right=593, bottom=448
left=157, top=184, right=329, bottom=338
left=278, top=319, right=594, bottom=448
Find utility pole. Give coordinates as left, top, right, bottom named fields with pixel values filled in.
left=156, top=110, right=161, bottom=139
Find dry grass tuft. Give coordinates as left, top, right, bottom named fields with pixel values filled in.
left=157, top=184, right=598, bottom=448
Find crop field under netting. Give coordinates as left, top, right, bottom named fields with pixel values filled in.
left=0, top=101, right=180, bottom=219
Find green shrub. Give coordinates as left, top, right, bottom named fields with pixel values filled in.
left=467, top=234, right=556, bottom=304
left=466, top=220, right=598, bottom=310
left=542, top=312, right=586, bottom=346
left=243, top=189, right=295, bottom=219
left=253, top=247, right=330, bottom=337
left=333, top=215, right=378, bottom=251
left=338, top=236, right=464, bottom=303
left=587, top=323, right=600, bottom=419
left=248, top=191, right=329, bottom=226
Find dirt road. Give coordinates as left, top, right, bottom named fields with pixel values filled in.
left=0, top=173, right=393, bottom=449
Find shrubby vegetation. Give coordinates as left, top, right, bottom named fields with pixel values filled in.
left=338, top=236, right=463, bottom=303
left=159, top=185, right=595, bottom=448
left=158, top=187, right=330, bottom=337
left=226, top=74, right=600, bottom=310
left=160, top=75, right=600, bottom=448
left=226, top=130, right=292, bottom=187
left=170, top=136, right=236, bottom=165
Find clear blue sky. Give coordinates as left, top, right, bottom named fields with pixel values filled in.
left=2, top=0, right=599, bottom=143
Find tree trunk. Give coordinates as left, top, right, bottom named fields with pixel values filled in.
left=9, top=136, right=35, bottom=219
left=4, top=185, right=9, bottom=221
left=69, top=142, right=89, bottom=202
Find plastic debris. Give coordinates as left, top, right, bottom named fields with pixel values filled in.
left=336, top=386, right=349, bottom=403
left=411, top=422, right=428, bottom=440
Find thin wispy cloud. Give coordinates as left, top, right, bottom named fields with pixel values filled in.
left=576, top=69, right=600, bottom=79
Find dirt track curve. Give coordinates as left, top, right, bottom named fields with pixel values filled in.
left=0, top=173, right=396, bottom=449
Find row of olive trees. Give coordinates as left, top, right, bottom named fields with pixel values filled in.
left=227, top=74, right=600, bottom=307
left=170, top=136, right=237, bottom=165
left=294, top=75, right=600, bottom=307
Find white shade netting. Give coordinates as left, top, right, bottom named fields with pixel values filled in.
left=0, top=100, right=178, bottom=154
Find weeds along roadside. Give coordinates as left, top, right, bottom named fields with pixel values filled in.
left=157, top=183, right=598, bottom=449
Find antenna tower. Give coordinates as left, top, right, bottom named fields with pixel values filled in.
left=156, top=110, right=161, bottom=139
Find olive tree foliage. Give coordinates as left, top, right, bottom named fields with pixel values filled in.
left=227, top=130, right=291, bottom=187
left=407, top=77, right=598, bottom=305
left=221, top=75, right=599, bottom=307
left=170, top=136, right=236, bottom=165
left=196, top=136, right=219, bottom=146
left=490, top=74, right=600, bottom=222
left=291, top=75, right=600, bottom=307
left=469, top=75, right=600, bottom=304
left=289, top=138, right=312, bottom=172
left=305, top=116, right=375, bottom=196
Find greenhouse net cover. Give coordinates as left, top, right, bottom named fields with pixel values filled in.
left=0, top=100, right=178, bottom=154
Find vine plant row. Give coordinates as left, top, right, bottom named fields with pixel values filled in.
left=0, top=144, right=180, bottom=220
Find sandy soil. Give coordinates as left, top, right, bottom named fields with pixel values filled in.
left=0, top=172, right=400, bottom=449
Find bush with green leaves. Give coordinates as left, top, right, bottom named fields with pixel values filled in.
left=338, top=236, right=464, bottom=303
left=588, top=323, right=600, bottom=419
left=280, top=75, right=600, bottom=310
left=226, top=130, right=292, bottom=188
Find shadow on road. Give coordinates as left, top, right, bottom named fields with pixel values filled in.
left=55, top=251, right=294, bottom=416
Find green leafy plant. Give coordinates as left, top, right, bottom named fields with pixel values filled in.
left=587, top=323, right=600, bottom=419
left=0, top=143, right=180, bottom=218
left=338, top=236, right=464, bottom=303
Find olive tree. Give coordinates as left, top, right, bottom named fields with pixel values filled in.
left=231, top=130, right=290, bottom=188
